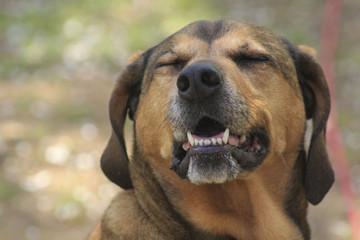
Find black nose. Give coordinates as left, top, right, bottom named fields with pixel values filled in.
left=177, top=62, right=222, bottom=101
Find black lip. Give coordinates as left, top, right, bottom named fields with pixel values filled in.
left=170, top=128, right=270, bottom=179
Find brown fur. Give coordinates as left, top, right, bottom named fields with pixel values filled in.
left=87, top=20, right=333, bottom=240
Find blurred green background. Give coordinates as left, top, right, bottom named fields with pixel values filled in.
left=0, top=0, right=359, bottom=239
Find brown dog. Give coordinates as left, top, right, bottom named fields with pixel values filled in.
left=87, top=20, right=334, bottom=240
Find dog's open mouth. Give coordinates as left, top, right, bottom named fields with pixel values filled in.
left=182, top=118, right=265, bottom=154
left=170, top=117, right=270, bottom=183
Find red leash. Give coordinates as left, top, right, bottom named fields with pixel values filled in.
left=319, top=0, right=360, bottom=239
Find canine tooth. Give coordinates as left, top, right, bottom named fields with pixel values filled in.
left=223, top=128, right=229, bottom=144
left=211, top=138, right=217, bottom=145
left=194, top=139, right=199, bottom=146
left=217, top=138, right=223, bottom=145
left=187, top=131, right=194, bottom=146
left=204, top=139, right=211, bottom=146
left=239, top=135, right=247, bottom=144
left=199, top=139, right=204, bottom=146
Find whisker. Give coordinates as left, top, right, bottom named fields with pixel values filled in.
left=157, top=100, right=172, bottom=132
left=279, top=151, right=291, bottom=170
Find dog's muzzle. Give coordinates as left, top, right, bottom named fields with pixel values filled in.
left=168, top=62, right=270, bottom=185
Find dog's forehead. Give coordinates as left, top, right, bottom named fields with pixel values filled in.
left=151, top=20, right=290, bottom=62
left=173, top=20, right=279, bottom=47
left=178, top=20, right=240, bottom=43
left=141, top=20, right=299, bottom=92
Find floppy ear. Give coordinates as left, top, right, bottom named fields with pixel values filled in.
left=291, top=44, right=334, bottom=205
left=101, top=51, right=145, bottom=189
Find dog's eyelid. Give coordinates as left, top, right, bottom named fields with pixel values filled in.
left=155, top=59, right=187, bottom=70
left=232, top=51, right=270, bottom=59
left=232, top=52, right=272, bottom=66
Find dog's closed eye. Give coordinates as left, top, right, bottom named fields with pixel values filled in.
left=155, top=59, right=187, bottom=71
left=232, top=54, right=270, bottom=67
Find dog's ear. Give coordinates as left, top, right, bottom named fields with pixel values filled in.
left=101, top=51, right=145, bottom=189
left=289, top=43, right=334, bottom=205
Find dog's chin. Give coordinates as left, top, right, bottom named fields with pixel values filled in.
left=170, top=129, right=270, bottom=185
left=187, top=145, right=241, bottom=184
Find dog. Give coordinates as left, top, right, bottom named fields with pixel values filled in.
left=87, top=20, right=334, bottom=240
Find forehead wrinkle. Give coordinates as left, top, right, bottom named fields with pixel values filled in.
left=170, top=34, right=208, bottom=58
left=191, top=20, right=226, bottom=43
left=211, top=34, right=268, bottom=57
left=179, top=20, right=243, bottom=44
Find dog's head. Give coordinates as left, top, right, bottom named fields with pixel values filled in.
left=101, top=20, right=333, bottom=205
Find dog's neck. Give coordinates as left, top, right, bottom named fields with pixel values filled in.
left=130, top=147, right=310, bottom=240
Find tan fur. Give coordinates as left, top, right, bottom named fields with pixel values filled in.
left=88, top=20, right=333, bottom=240
left=86, top=222, right=101, bottom=239
left=126, top=50, right=144, bottom=64
left=132, top=26, right=305, bottom=240
left=298, top=45, right=317, bottom=57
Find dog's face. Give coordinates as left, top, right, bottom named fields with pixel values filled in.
left=136, top=21, right=304, bottom=185
left=102, top=20, right=333, bottom=206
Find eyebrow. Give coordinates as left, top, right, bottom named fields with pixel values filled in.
left=224, top=41, right=270, bottom=57
left=190, top=20, right=235, bottom=44
left=160, top=49, right=177, bottom=56
left=152, top=49, right=178, bottom=64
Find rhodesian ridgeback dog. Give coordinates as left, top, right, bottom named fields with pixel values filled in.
left=87, top=20, right=334, bottom=240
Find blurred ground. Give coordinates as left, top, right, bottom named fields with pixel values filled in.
left=0, top=0, right=359, bottom=239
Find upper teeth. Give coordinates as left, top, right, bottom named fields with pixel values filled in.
left=239, top=134, right=247, bottom=144
left=187, top=132, right=194, bottom=146
left=223, top=128, right=229, bottom=144
left=187, top=128, right=231, bottom=147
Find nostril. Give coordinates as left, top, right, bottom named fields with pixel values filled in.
left=177, top=62, right=222, bottom=101
left=202, top=70, right=221, bottom=87
left=177, top=75, right=190, bottom=92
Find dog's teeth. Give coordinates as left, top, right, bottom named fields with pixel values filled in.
left=239, top=135, right=247, bottom=144
left=217, top=138, right=223, bottom=145
left=211, top=138, right=217, bottom=145
left=199, top=139, right=204, bottom=146
left=187, top=131, right=194, bottom=146
left=194, top=139, right=199, bottom=146
left=223, top=128, right=229, bottom=144
left=204, top=139, right=211, bottom=146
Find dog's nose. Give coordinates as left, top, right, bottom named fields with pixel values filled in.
left=177, top=63, right=222, bottom=100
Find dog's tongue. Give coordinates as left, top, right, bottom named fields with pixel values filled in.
left=182, top=131, right=239, bottom=151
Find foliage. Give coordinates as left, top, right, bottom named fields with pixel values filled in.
left=0, top=0, right=224, bottom=80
